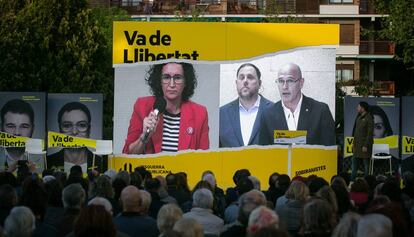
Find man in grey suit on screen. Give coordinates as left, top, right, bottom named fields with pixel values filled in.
left=219, top=63, right=272, bottom=148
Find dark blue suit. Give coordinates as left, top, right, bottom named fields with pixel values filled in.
left=259, top=95, right=335, bottom=146
left=219, top=95, right=273, bottom=147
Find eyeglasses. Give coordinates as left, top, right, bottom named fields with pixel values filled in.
left=60, top=121, right=90, bottom=133
left=161, top=74, right=185, bottom=84
left=275, top=78, right=301, bottom=86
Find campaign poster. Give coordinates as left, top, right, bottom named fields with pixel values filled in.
left=344, top=96, right=400, bottom=174
left=220, top=48, right=336, bottom=147
left=402, top=97, right=414, bottom=173
left=112, top=22, right=339, bottom=187
left=0, top=92, right=46, bottom=172
left=47, top=93, right=104, bottom=173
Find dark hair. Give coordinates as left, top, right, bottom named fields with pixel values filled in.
left=358, top=101, right=370, bottom=112
left=144, top=178, right=161, bottom=192
left=57, top=102, right=91, bottom=124
left=20, top=175, right=48, bottom=219
left=146, top=62, right=197, bottom=101
left=370, top=105, right=393, bottom=137
left=74, top=205, right=116, bottom=237
left=1, top=99, right=35, bottom=125
left=233, top=169, right=251, bottom=186
left=44, top=179, right=63, bottom=207
left=237, top=63, right=261, bottom=79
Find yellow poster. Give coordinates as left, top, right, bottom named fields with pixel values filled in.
left=291, top=145, right=337, bottom=181
left=0, top=132, right=29, bottom=147
left=112, top=146, right=289, bottom=189
left=47, top=131, right=97, bottom=149
left=113, top=22, right=339, bottom=64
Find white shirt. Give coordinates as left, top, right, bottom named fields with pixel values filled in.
left=239, top=96, right=261, bottom=146
left=281, top=94, right=303, bottom=131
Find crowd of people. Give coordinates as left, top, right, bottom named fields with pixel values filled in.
left=0, top=165, right=413, bottom=237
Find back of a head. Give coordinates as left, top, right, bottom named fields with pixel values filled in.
left=249, top=227, right=290, bottom=237
left=332, top=212, right=361, bottom=237
left=88, top=197, right=113, bottom=214
left=139, top=190, right=152, bottom=214
left=247, top=206, right=279, bottom=234
left=4, top=206, right=35, bottom=237
left=248, top=176, right=261, bottom=191
left=285, top=180, right=309, bottom=202
left=202, top=173, right=216, bottom=188
left=0, top=184, right=17, bottom=209
left=21, top=176, right=48, bottom=218
left=74, top=205, right=116, bottom=237
left=237, top=177, right=254, bottom=196
left=316, top=186, right=338, bottom=214
left=69, top=165, right=83, bottom=178
left=173, top=217, right=203, bottom=237
left=93, top=175, right=114, bottom=199
left=116, top=170, right=131, bottom=186
left=276, top=174, right=291, bottom=191
left=120, top=185, right=142, bottom=213
left=233, top=169, right=251, bottom=186
left=356, top=214, right=392, bottom=237
left=238, top=190, right=267, bottom=226
left=145, top=177, right=161, bottom=192
left=303, top=198, right=335, bottom=235
left=308, top=177, right=329, bottom=195
left=157, top=203, right=183, bottom=233
left=62, top=183, right=86, bottom=209
left=192, top=188, right=213, bottom=209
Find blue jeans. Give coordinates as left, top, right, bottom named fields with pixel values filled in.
left=351, top=157, right=370, bottom=181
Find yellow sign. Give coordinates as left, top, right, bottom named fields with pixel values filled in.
left=291, top=146, right=337, bottom=179
left=47, top=131, right=96, bottom=149
left=274, top=130, right=307, bottom=144
left=0, top=132, right=29, bottom=147
left=402, top=136, right=414, bottom=155
left=113, top=22, right=339, bottom=64
left=110, top=145, right=336, bottom=189
left=344, top=135, right=398, bottom=157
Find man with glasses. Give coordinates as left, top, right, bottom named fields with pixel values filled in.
left=0, top=99, right=35, bottom=169
left=259, top=63, right=335, bottom=146
left=47, top=102, right=102, bottom=172
left=219, top=63, right=272, bottom=147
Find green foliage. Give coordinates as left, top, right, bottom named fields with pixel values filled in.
left=352, top=76, right=379, bottom=97
left=262, top=0, right=302, bottom=23
left=0, top=0, right=129, bottom=138
left=373, top=0, right=414, bottom=69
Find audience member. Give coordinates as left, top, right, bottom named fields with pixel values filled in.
left=183, top=188, right=224, bottom=235
left=331, top=212, right=361, bottom=237
left=356, top=213, right=392, bottom=237
left=303, top=198, right=336, bottom=237
left=157, top=203, right=183, bottom=236
left=247, top=206, right=279, bottom=235
left=4, top=206, right=35, bottom=237
left=0, top=184, right=17, bottom=226
left=114, top=185, right=159, bottom=237
left=173, top=217, right=204, bottom=237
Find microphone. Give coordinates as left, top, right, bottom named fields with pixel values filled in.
left=142, top=97, right=167, bottom=143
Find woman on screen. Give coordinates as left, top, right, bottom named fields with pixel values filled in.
left=370, top=105, right=393, bottom=139
left=123, top=62, right=209, bottom=154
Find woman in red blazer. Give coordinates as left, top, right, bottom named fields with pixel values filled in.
left=123, top=62, right=209, bottom=154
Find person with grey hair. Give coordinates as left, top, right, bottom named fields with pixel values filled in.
left=248, top=176, right=261, bottom=191
left=4, top=206, right=35, bottom=237
left=221, top=189, right=267, bottom=237
left=173, top=217, right=204, bottom=237
left=114, top=186, right=159, bottom=237
left=88, top=197, right=113, bottom=215
left=332, top=212, right=361, bottom=237
left=157, top=203, right=183, bottom=236
left=247, top=206, right=279, bottom=235
left=183, top=188, right=224, bottom=235
left=53, top=183, right=85, bottom=236
left=356, top=213, right=392, bottom=237
left=259, top=62, right=335, bottom=146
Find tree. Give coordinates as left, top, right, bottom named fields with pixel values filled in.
left=374, top=0, right=414, bottom=69
left=0, top=0, right=129, bottom=138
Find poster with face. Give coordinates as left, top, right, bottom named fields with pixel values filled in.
left=47, top=93, right=103, bottom=173
left=344, top=96, right=400, bottom=158
left=401, top=97, right=414, bottom=173
left=0, top=92, right=46, bottom=171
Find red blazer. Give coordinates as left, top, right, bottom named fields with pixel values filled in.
left=123, top=96, right=210, bottom=154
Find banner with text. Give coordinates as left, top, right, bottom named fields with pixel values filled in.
left=0, top=92, right=46, bottom=171
left=344, top=96, right=400, bottom=158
